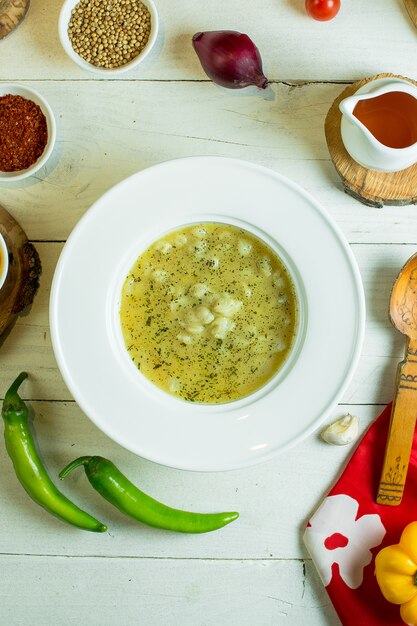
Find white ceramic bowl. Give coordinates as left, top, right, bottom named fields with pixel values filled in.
left=58, top=0, right=159, bottom=76
left=0, top=233, right=9, bottom=291
left=0, top=84, right=56, bottom=182
left=50, top=157, right=365, bottom=472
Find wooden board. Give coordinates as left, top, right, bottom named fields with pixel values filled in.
left=0, top=556, right=338, bottom=626
left=0, top=1, right=416, bottom=82
left=325, top=73, right=417, bottom=208
left=0, top=400, right=379, bottom=559
left=404, top=0, right=417, bottom=28
left=0, top=204, right=41, bottom=339
left=0, top=0, right=29, bottom=40
left=5, top=80, right=417, bottom=245
left=2, top=2, right=417, bottom=623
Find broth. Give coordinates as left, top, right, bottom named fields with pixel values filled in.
left=120, top=223, right=298, bottom=404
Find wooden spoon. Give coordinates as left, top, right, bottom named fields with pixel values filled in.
left=0, top=0, right=29, bottom=41
left=404, top=0, right=417, bottom=29
left=377, top=253, right=417, bottom=505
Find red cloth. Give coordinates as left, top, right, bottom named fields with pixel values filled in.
left=305, top=404, right=417, bottom=626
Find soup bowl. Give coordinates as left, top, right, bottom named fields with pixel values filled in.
left=50, top=157, right=365, bottom=471
left=114, top=216, right=306, bottom=408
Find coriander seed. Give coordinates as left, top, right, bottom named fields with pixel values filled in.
left=68, top=0, right=152, bottom=69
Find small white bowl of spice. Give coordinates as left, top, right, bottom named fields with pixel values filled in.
left=59, top=0, right=159, bottom=75
left=0, top=83, right=56, bottom=182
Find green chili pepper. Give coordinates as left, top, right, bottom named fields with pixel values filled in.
left=1, top=373, right=107, bottom=533
left=60, top=455, right=239, bottom=534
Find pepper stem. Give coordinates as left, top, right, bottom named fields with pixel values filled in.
left=4, top=372, right=28, bottom=402
left=59, top=456, right=92, bottom=480
left=2, top=372, right=28, bottom=416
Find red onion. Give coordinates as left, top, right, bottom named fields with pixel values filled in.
left=192, top=31, right=268, bottom=90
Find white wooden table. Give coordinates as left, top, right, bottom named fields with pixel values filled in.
left=0, top=1, right=416, bottom=624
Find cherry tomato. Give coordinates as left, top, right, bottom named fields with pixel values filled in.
left=305, top=0, right=340, bottom=21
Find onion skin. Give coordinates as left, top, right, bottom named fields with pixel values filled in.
left=192, top=31, right=268, bottom=90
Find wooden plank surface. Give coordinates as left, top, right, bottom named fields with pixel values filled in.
left=1, top=81, right=417, bottom=244
left=0, top=0, right=415, bottom=82
left=0, top=557, right=339, bottom=626
left=1, top=1, right=416, bottom=624
left=0, top=398, right=380, bottom=559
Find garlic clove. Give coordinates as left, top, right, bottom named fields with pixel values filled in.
left=321, top=414, right=359, bottom=446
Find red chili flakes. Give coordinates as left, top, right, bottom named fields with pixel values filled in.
left=0, top=94, right=48, bottom=172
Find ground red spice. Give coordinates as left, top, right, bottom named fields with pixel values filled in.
left=0, top=94, right=48, bottom=172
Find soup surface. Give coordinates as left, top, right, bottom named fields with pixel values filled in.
left=120, top=223, right=298, bottom=403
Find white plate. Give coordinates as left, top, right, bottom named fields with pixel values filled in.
left=50, top=157, right=365, bottom=471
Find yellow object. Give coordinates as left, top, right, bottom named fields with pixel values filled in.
left=375, top=522, right=417, bottom=625
left=120, top=223, right=298, bottom=403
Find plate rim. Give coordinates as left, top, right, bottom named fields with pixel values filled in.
left=50, top=156, right=365, bottom=471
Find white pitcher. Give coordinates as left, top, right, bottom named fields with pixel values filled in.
left=339, top=78, right=417, bottom=172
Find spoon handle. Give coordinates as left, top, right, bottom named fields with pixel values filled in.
left=377, top=338, right=417, bottom=505
left=404, top=0, right=417, bottom=30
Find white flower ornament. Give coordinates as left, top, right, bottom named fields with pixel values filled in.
left=304, top=494, right=386, bottom=589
